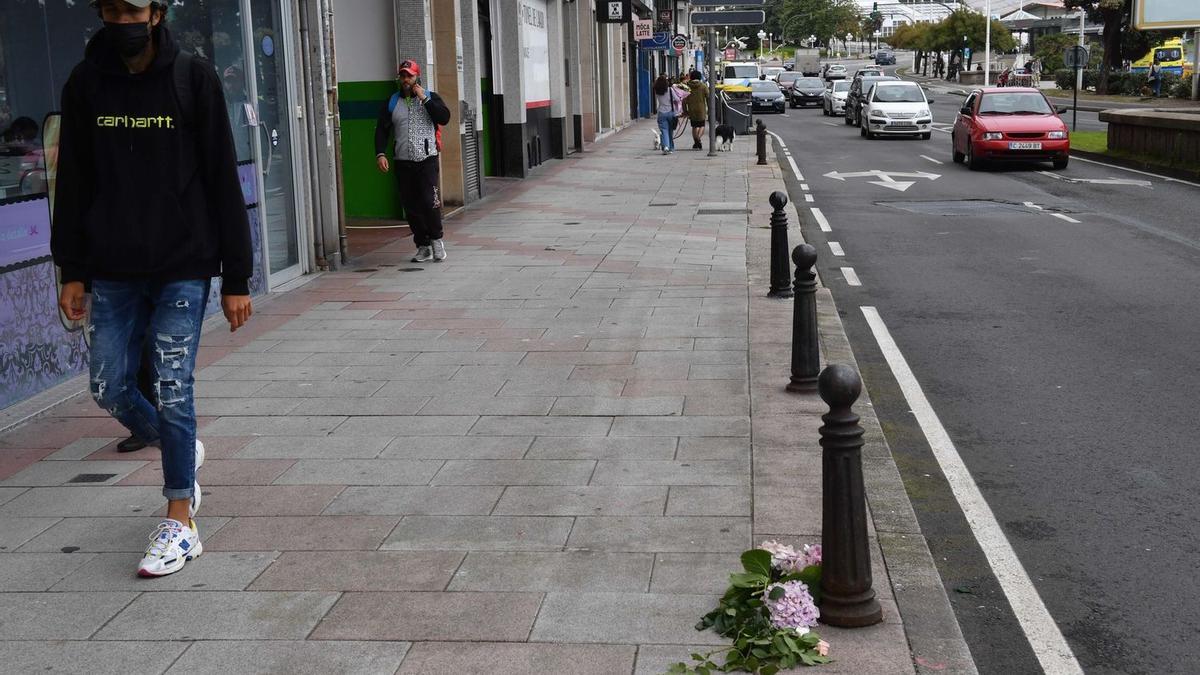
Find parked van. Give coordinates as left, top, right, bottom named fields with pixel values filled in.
left=720, top=61, right=761, bottom=89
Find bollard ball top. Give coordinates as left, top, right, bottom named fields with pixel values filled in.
left=769, top=191, right=788, bottom=210
left=818, top=364, right=862, bottom=407
left=792, top=243, right=817, bottom=269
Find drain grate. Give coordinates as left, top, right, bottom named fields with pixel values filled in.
left=879, top=200, right=1037, bottom=217
left=352, top=268, right=378, bottom=273
left=69, top=473, right=116, bottom=483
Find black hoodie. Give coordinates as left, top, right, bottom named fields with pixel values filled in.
left=51, top=24, right=252, bottom=296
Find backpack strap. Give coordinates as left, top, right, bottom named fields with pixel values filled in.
left=388, top=92, right=402, bottom=114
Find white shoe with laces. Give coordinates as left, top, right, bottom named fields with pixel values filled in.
left=412, top=246, right=433, bottom=262
left=137, top=518, right=202, bottom=577
left=432, top=239, right=447, bottom=262
left=190, top=439, right=205, bottom=518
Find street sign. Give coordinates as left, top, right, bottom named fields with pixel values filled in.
left=1134, top=0, right=1200, bottom=30
left=633, top=19, right=653, bottom=41
left=598, top=0, right=630, bottom=24
left=1063, top=45, right=1089, bottom=68
left=724, top=47, right=737, bottom=60
left=672, top=34, right=689, bottom=53
left=658, top=9, right=673, bottom=26
left=638, top=32, right=670, bottom=51
left=691, top=10, right=765, bottom=26
left=963, top=47, right=971, bottom=60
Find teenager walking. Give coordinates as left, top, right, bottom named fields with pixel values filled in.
left=375, top=60, right=452, bottom=262
left=654, top=75, right=681, bottom=155
left=684, top=70, right=709, bottom=150
left=52, top=0, right=253, bottom=577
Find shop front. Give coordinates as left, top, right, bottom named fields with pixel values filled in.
left=0, top=0, right=309, bottom=410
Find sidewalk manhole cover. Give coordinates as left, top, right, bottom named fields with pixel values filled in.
left=352, top=268, right=378, bottom=273
left=879, top=200, right=1035, bottom=217
left=68, top=473, right=116, bottom=483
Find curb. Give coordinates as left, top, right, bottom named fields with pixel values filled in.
left=752, top=139, right=979, bottom=674
left=1070, top=147, right=1200, bottom=182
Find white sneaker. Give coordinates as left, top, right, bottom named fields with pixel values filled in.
left=190, top=440, right=205, bottom=519
left=412, top=246, right=433, bottom=262
left=432, top=239, right=447, bottom=262
left=137, top=518, right=202, bottom=577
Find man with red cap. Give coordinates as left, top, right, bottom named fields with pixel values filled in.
left=375, top=60, right=452, bottom=262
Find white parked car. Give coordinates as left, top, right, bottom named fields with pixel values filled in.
left=859, top=81, right=935, bottom=140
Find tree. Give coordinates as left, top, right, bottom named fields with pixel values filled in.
left=930, top=10, right=1016, bottom=69
left=776, top=0, right=862, bottom=50
left=1060, top=0, right=1173, bottom=94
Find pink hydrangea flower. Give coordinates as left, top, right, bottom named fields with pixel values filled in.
left=759, top=540, right=821, bottom=573
left=764, top=580, right=820, bottom=630
left=816, top=639, right=830, bottom=656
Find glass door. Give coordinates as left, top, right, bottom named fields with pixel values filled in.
left=244, top=0, right=303, bottom=284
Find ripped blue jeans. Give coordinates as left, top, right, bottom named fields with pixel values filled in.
left=89, top=279, right=209, bottom=500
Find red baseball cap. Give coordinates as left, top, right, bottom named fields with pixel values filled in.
left=398, top=60, right=421, bottom=77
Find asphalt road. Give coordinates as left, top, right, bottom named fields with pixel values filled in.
left=766, top=92, right=1200, bottom=674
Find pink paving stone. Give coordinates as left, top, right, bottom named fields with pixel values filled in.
left=376, top=309, right=468, bottom=321
left=403, top=319, right=506, bottom=330
left=87, top=435, right=253, bottom=462
left=204, top=515, right=400, bottom=551
left=117, top=459, right=295, bottom=486
left=0, top=448, right=56, bottom=480
left=162, top=485, right=346, bottom=517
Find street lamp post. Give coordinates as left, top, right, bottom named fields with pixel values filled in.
left=758, top=29, right=766, bottom=60
left=984, top=0, right=992, bottom=86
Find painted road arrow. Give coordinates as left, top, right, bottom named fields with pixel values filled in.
left=823, top=169, right=940, bottom=192
left=1038, top=171, right=1151, bottom=187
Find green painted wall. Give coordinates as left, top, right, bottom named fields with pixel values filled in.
left=339, top=80, right=402, bottom=219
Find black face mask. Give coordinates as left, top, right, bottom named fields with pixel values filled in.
left=105, top=21, right=152, bottom=59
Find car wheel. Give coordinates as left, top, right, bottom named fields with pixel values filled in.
left=861, top=123, right=868, bottom=138
left=921, top=132, right=932, bottom=140
left=1052, top=157, right=1069, bottom=170
left=951, top=134, right=965, bottom=163
left=844, top=112, right=853, bottom=126
left=966, top=140, right=984, bottom=171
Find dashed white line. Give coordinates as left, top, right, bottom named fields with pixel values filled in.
left=765, top=130, right=805, bottom=181
left=1072, top=155, right=1200, bottom=188
left=841, top=267, right=861, bottom=286
left=804, top=194, right=814, bottom=202
left=800, top=184, right=810, bottom=191
left=786, top=156, right=805, bottom=181
left=1022, top=201, right=1044, bottom=210
left=828, top=241, right=845, bottom=256
left=822, top=121, right=841, bottom=127
left=861, top=306, right=1084, bottom=675
left=811, top=207, right=832, bottom=232
left=920, top=154, right=944, bottom=165
left=1051, top=213, right=1081, bottom=223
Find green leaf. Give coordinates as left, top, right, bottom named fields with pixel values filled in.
left=741, top=549, right=774, bottom=577
left=729, top=572, right=769, bottom=589
left=744, top=656, right=760, bottom=671
left=768, top=586, right=786, bottom=601
left=761, top=666, right=780, bottom=675
left=797, top=565, right=821, bottom=587
left=750, top=647, right=770, bottom=658
left=782, top=634, right=800, bottom=653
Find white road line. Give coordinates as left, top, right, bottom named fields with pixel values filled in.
left=860, top=306, right=1084, bottom=675
left=920, top=154, right=944, bottom=165
left=1051, top=213, right=1081, bottom=223
left=822, top=121, right=841, bottom=127
left=805, top=194, right=814, bottom=202
left=1022, top=201, right=1044, bottom=210
left=786, top=156, right=805, bottom=181
left=931, top=127, right=952, bottom=134
left=1038, top=170, right=1065, bottom=181
left=1073, top=155, right=1200, bottom=188
left=840, top=267, right=861, bottom=286
left=800, top=184, right=810, bottom=191
left=828, top=241, right=845, bottom=256
left=811, top=207, right=832, bottom=232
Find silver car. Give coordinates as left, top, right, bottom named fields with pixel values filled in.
left=822, top=80, right=851, bottom=117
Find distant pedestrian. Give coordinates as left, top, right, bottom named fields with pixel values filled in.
left=375, top=59, right=452, bottom=262
left=1148, top=61, right=1162, bottom=97
left=52, top=0, right=254, bottom=577
left=935, top=54, right=944, bottom=79
left=684, top=70, right=709, bottom=150
left=653, top=74, right=682, bottom=155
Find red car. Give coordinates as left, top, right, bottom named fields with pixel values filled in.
left=951, top=87, right=1070, bottom=170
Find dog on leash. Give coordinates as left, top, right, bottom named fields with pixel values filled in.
left=715, top=124, right=736, bottom=152
left=652, top=127, right=663, bottom=151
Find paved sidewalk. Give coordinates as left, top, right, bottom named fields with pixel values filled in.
left=0, top=123, right=972, bottom=673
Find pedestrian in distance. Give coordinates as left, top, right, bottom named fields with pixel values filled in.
left=375, top=60, right=452, bottom=262
left=684, top=70, right=709, bottom=151
left=1148, top=60, right=1162, bottom=97
left=653, top=74, right=682, bottom=155
left=51, top=0, right=254, bottom=577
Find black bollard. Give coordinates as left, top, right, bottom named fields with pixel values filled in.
left=817, top=364, right=883, bottom=628
left=786, top=244, right=819, bottom=392
left=756, top=119, right=767, bottom=165
left=767, top=192, right=793, bottom=299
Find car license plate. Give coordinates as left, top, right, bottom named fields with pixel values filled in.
left=1009, top=142, right=1042, bottom=150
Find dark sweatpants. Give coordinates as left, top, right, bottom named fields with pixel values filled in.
left=393, top=156, right=444, bottom=247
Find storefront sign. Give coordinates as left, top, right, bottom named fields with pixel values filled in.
left=638, top=32, right=671, bottom=51
left=0, top=199, right=51, bottom=269
left=634, top=19, right=653, bottom=41
left=658, top=9, right=673, bottom=26
left=521, top=0, right=551, bottom=108
left=672, top=34, right=689, bottom=53
left=599, top=0, right=631, bottom=23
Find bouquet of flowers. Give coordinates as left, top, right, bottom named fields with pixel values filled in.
left=668, top=541, right=831, bottom=674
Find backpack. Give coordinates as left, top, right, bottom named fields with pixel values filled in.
left=388, top=90, right=444, bottom=152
